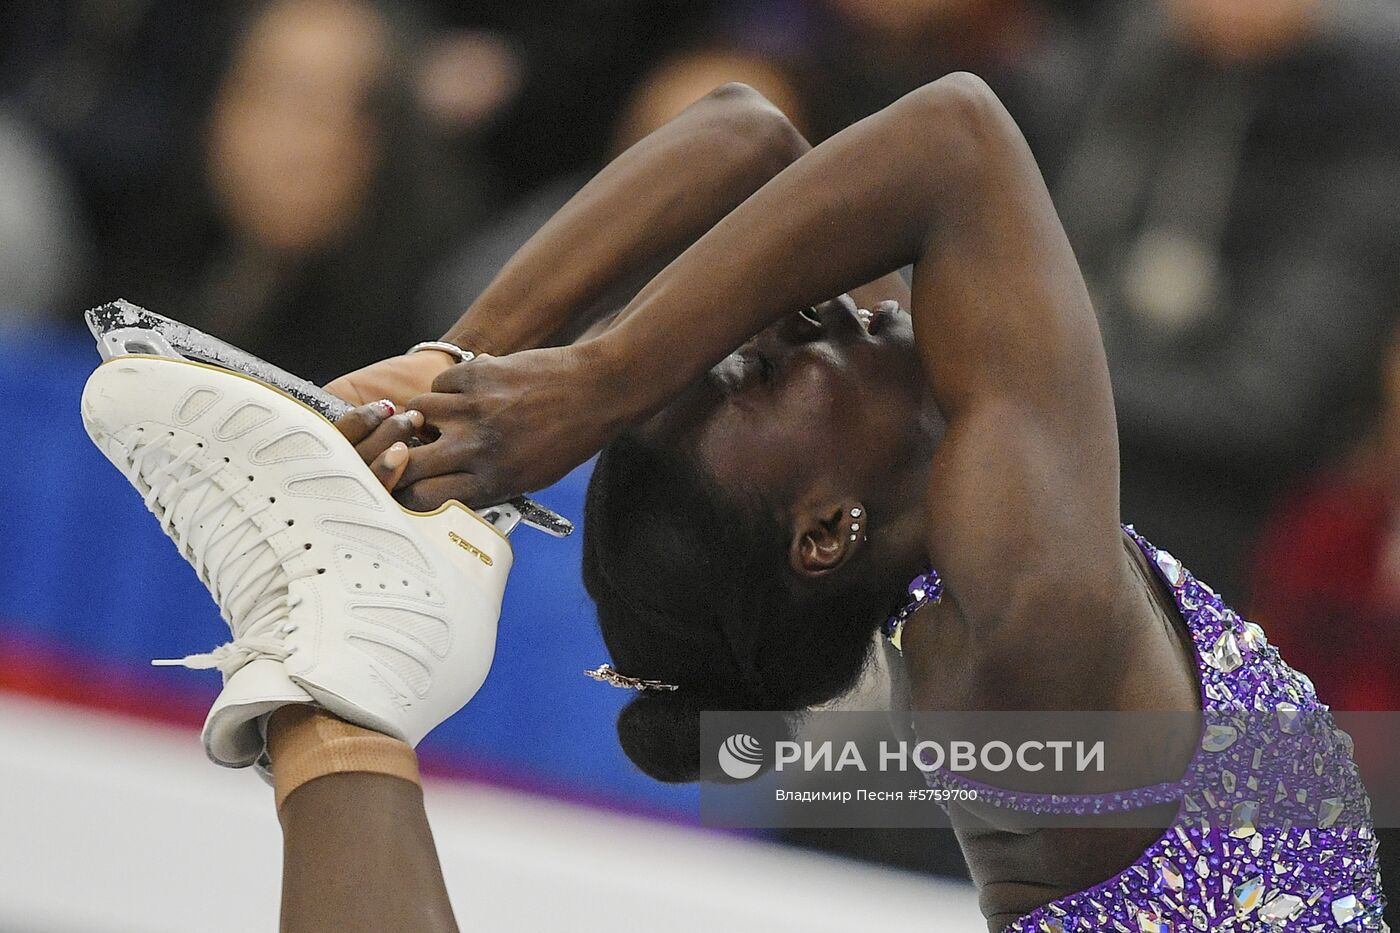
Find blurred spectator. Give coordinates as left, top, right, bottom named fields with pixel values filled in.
left=102, top=0, right=491, bottom=383
left=613, top=0, right=1093, bottom=165
left=450, top=0, right=725, bottom=192
left=415, top=29, right=522, bottom=137
left=1, top=1, right=241, bottom=309
left=1250, top=319, right=1400, bottom=713
left=3, top=0, right=511, bottom=381
left=422, top=45, right=806, bottom=329
left=0, top=107, right=89, bottom=320
left=1054, top=0, right=1400, bottom=596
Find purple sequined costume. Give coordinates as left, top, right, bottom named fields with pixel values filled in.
left=900, top=527, right=1387, bottom=932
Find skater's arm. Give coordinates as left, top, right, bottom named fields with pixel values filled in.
left=443, top=82, right=807, bottom=357
left=327, top=83, right=907, bottom=407
left=270, top=706, right=459, bottom=933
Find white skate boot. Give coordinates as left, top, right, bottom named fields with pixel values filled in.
left=81, top=356, right=513, bottom=767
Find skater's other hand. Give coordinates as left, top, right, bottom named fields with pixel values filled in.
left=334, top=399, right=426, bottom=491
left=395, top=343, right=624, bottom=510
left=325, top=351, right=456, bottom=410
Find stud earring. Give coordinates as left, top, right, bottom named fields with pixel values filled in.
left=849, top=507, right=866, bottom=545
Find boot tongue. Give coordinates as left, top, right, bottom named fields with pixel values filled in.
left=202, top=658, right=313, bottom=768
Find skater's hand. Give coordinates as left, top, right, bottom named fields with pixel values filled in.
left=325, top=351, right=457, bottom=410
left=334, top=400, right=427, bottom=491
left=395, top=342, right=625, bottom=510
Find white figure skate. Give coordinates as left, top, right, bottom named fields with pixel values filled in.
left=82, top=356, right=513, bottom=767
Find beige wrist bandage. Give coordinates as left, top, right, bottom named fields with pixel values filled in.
left=267, top=706, right=421, bottom=810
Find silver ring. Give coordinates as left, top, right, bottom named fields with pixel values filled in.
left=407, top=340, right=476, bottom=364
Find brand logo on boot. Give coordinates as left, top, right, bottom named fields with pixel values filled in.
left=448, top=530, right=494, bottom=566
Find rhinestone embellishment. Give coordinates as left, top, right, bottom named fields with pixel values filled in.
left=1154, top=548, right=1186, bottom=587
left=882, top=566, right=943, bottom=652
left=1201, top=724, right=1238, bottom=752
left=1135, top=907, right=1172, bottom=932
left=1232, top=875, right=1264, bottom=915
left=1154, top=858, right=1184, bottom=893
left=1317, top=797, right=1345, bottom=830
left=1331, top=894, right=1361, bottom=924
left=1204, top=630, right=1243, bottom=673
left=1229, top=800, right=1260, bottom=838
left=1256, top=893, right=1303, bottom=925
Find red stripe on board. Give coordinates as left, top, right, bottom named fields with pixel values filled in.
left=0, top=630, right=212, bottom=729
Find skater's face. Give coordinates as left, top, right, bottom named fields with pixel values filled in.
left=636, top=296, right=935, bottom=575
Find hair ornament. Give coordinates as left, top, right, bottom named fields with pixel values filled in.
left=584, top=663, right=680, bottom=692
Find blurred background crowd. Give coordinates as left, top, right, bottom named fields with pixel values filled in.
left=3, top=0, right=1400, bottom=925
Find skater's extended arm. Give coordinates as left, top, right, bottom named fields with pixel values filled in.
left=270, top=706, right=459, bottom=933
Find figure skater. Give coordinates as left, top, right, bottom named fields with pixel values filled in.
left=90, top=75, right=1385, bottom=931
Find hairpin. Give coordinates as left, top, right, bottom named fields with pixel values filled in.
left=584, top=663, right=679, bottom=692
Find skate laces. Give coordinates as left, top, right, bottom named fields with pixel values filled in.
left=114, top=427, right=318, bottom=677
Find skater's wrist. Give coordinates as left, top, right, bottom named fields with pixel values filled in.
left=267, top=706, right=420, bottom=810
left=325, top=350, right=457, bottom=409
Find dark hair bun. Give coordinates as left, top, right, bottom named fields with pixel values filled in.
left=617, top=692, right=798, bottom=783
left=617, top=691, right=705, bottom=783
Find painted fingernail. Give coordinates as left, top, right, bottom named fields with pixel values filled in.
left=405, top=409, right=424, bottom=429
left=382, top=442, right=408, bottom=468
left=374, top=399, right=396, bottom=418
